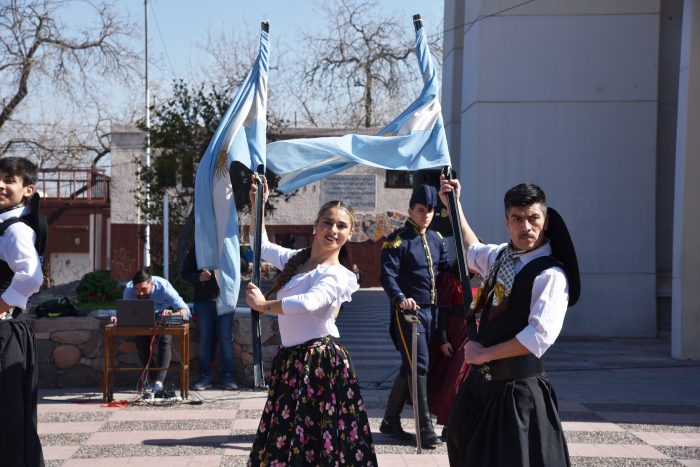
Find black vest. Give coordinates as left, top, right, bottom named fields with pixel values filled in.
left=0, top=219, right=20, bottom=296
left=478, top=256, right=562, bottom=347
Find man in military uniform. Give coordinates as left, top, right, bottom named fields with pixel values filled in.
left=379, top=184, right=448, bottom=449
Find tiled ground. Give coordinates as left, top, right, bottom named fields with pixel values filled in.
left=37, top=390, right=700, bottom=466
left=37, top=290, right=700, bottom=466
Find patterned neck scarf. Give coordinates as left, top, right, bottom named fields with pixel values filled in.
left=489, top=244, right=521, bottom=306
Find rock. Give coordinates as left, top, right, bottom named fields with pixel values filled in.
left=90, top=358, right=103, bottom=371
left=52, top=344, right=81, bottom=369
left=241, top=352, right=254, bottom=366
left=33, top=316, right=99, bottom=333
left=117, top=352, right=141, bottom=366
left=261, top=316, right=280, bottom=344
left=118, top=340, right=137, bottom=354
left=52, top=330, right=91, bottom=345
left=36, top=339, right=56, bottom=364
left=78, top=331, right=102, bottom=359
left=262, top=345, right=278, bottom=362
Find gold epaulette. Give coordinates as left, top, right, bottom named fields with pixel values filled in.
left=382, top=236, right=402, bottom=249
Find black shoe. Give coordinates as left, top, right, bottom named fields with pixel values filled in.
left=440, top=426, right=448, bottom=443
left=420, top=428, right=442, bottom=448
left=415, top=374, right=442, bottom=448
left=379, top=417, right=413, bottom=441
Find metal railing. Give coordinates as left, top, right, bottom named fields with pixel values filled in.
left=37, top=168, right=110, bottom=203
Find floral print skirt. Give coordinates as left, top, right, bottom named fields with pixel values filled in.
left=248, top=335, right=377, bottom=466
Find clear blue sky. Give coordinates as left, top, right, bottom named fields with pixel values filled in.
left=123, top=0, right=443, bottom=94
left=13, top=0, right=444, bottom=146
left=46, top=0, right=444, bottom=127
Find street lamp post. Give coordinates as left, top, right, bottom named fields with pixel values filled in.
left=143, top=0, right=151, bottom=268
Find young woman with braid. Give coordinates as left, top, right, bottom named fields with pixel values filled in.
left=245, top=178, right=377, bottom=466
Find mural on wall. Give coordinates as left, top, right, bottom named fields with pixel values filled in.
left=350, top=211, right=407, bottom=243
left=49, top=253, right=92, bottom=286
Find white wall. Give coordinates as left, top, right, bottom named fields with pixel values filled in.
left=444, top=0, right=662, bottom=336
left=672, top=0, right=700, bottom=358
left=50, top=253, right=92, bottom=286
left=110, top=125, right=146, bottom=225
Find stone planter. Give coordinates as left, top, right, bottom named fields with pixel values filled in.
left=29, top=307, right=280, bottom=389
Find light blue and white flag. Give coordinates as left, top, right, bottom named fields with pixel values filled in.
left=194, top=27, right=269, bottom=310
left=267, top=25, right=449, bottom=193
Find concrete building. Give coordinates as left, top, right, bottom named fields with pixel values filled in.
left=109, top=124, right=149, bottom=280
left=442, top=0, right=699, bottom=357
left=37, top=169, right=111, bottom=286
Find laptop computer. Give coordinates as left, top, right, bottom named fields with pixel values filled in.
left=116, top=299, right=156, bottom=327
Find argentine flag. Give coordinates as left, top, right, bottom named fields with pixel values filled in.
left=267, top=24, right=449, bottom=193
left=194, top=27, right=269, bottom=310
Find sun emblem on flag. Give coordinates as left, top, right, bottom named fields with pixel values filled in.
left=383, top=132, right=398, bottom=137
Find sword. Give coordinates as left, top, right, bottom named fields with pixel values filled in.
left=404, top=309, right=421, bottom=454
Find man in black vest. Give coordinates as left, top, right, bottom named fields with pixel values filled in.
left=439, top=179, right=579, bottom=467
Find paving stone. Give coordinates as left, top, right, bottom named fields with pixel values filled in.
left=40, top=433, right=91, bottom=446
left=32, top=290, right=700, bottom=466
left=38, top=411, right=112, bottom=423
left=101, top=419, right=234, bottom=431
left=565, top=431, right=646, bottom=444
left=657, top=446, right=700, bottom=459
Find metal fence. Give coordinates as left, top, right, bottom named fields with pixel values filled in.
left=37, top=168, right=110, bottom=203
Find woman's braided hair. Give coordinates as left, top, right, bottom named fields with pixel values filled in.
left=266, top=200, right=355, bottom=297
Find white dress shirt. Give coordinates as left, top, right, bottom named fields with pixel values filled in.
left=0, top=205, right=43, bottom=310
left=467, top=241, right=569, bottom=358
left=253, top=233, right=359, bottom=347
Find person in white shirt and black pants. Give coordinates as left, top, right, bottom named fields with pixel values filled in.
left=0, top=157, right=45, bottom=467
left=439, top=179, right=580, bottom=467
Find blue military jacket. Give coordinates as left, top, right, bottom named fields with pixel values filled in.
left=380, top=218, right=448, bottom=307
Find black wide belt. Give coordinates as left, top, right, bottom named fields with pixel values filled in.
left=476, top=354, right=544, bottom=382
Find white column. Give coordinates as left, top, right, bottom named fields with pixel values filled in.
left=456, top=1, right=660, bottom=336
left=672, top=0, right=700, bottom=359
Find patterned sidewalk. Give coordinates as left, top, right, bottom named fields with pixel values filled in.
left=37, top=290, right=700, bottom=466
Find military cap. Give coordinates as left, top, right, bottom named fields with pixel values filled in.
left=409, top=184, right=438, bottom=208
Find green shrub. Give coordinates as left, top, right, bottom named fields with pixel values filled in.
left=77, top=270, right=122, bottom=303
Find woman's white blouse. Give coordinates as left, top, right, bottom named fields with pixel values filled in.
left=252, top=233, right=359, bottom=347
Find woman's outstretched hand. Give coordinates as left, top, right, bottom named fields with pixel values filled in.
left=246, top=282, right=267, bottom=311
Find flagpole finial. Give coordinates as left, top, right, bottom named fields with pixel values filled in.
left=413, top=14, right=422, bottom=31
left=261, top=21, right=270, bottom=32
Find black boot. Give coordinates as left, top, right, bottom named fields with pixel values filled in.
left=416, top=374, right=441, bottom=449
left=379, top=374, right=413, bottom=441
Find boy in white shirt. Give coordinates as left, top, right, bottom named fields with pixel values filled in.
left=0, top=156, right=45, bottom=466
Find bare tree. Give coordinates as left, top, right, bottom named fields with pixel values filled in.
left=0, top=0, right=141, bottom=166
left=195, top=27, right=291, bottom=130
left=296, top=0, right=442, bottom=128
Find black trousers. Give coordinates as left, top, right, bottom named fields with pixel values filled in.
left=0, top=318, right=45, bottom=467
left=136, top=334, right=172, bottom=382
